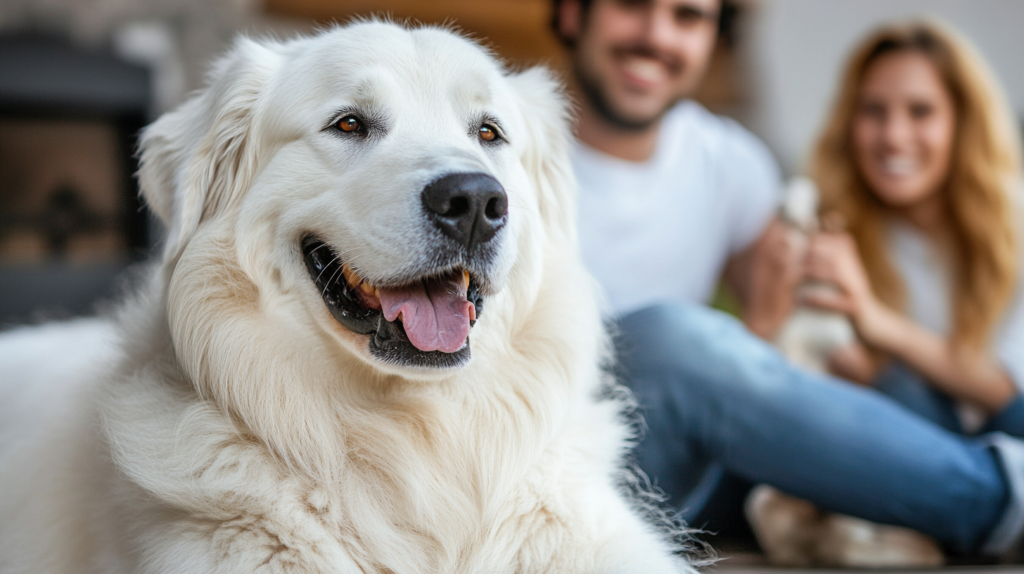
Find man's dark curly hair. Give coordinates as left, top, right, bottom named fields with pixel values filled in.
left=550, top=0, right=740, bottom=49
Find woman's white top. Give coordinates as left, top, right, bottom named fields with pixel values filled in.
left=888, top=219, right=1024, bottom=424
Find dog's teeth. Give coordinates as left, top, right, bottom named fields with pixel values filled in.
left=462, top=270, right=470, bottom=290
left=341, top=263, right=359, bottom=287
left=342, top=263, right=376, bottom=296
left=469, top=304, right=477, bottom=322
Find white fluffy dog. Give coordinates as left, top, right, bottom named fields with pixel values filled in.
left=0, top=22, right=694, bottom=574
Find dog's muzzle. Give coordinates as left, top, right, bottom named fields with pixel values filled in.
left=301, top=173, right=508, bottom=369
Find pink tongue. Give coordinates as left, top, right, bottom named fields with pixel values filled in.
left=378, top=275, right=473, bottom=353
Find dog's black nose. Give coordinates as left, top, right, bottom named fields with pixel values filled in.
left=422, top=172, right=507, bottom=251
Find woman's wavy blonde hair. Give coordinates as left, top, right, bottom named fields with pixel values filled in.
left=811, top=20, right=1022, bottom=350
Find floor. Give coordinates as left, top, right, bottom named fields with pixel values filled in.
left=709, top=553, right=1023, bottom=573
left=714, top=567, right=1022, bottom=573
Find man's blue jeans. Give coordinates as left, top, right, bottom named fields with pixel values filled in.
left=614, top=303, right=1024, bottom=555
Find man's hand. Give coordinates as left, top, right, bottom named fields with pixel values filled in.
left=727, top=219, right=805, bottom=340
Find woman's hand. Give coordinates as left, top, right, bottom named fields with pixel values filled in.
left=827, top=342, right=880, bottom=386
left=802, top=231, right=898, bottom=346
left=804, top=230, right=1017, bottom=413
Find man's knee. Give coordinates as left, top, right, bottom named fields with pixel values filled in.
left=614, top=303, right=747, bottom=370
left=615, top=302, right=783, bottom=386
left=614, top=302, right=824, bottom=435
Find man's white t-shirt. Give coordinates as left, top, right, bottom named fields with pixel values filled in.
left=573, top=100, right=782, bottom=317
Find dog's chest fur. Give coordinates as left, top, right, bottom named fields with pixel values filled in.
left=92, top=270, right=628, bottom=574
left=111, top=382, right=622, bottom=573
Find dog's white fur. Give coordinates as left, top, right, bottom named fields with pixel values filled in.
left=0, top=22, right=693, bottom=574
left=745, top=178, right=943, bottom=568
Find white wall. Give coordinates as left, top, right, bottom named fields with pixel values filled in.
left=746, top=0, right=1024, bottom=175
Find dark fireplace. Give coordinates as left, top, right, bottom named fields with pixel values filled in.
left=0, top=32, right=151, bottom=324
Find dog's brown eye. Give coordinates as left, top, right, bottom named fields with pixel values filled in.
left=337, top=116, right=362, bottom=133
left=478, top=124, right=497, bottom=142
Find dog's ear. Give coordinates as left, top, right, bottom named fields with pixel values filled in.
left=506, top=67, right=578, bottom=246
left=138, top=37, right=281, bottom=260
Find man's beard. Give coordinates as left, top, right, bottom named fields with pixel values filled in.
left=573, top=52, right=682, bottom=133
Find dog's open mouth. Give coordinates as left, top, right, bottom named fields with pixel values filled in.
left=302, top=236, right=483, bottom=368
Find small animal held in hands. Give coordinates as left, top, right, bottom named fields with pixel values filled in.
left=0, top=22, right=695, bottom=574
left=745, top=177, right=944, bottom=569
left=772, top=177, right=857, bottom=372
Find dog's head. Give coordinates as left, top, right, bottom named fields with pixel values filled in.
left=140, top=22, right=578, bottom=385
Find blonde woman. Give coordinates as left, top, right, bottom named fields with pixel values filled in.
left=807, top=21, right=1024, bottom=436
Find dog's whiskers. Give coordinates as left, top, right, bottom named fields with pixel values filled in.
left=322, top=262, right=345, bottom=299
left=315, top=254, right=342, bottom=286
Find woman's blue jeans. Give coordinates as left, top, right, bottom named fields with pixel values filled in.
left=614, top=303, right=1024, bottom=555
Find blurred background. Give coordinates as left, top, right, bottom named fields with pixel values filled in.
left=1, top=0, right=1022, bottom=325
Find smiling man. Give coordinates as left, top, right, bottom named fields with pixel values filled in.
left=550, top=0, right=1024, bottom=562
left=553, top=0, right=797, bottom=514
left=556, top=0, right=794, bottom=337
